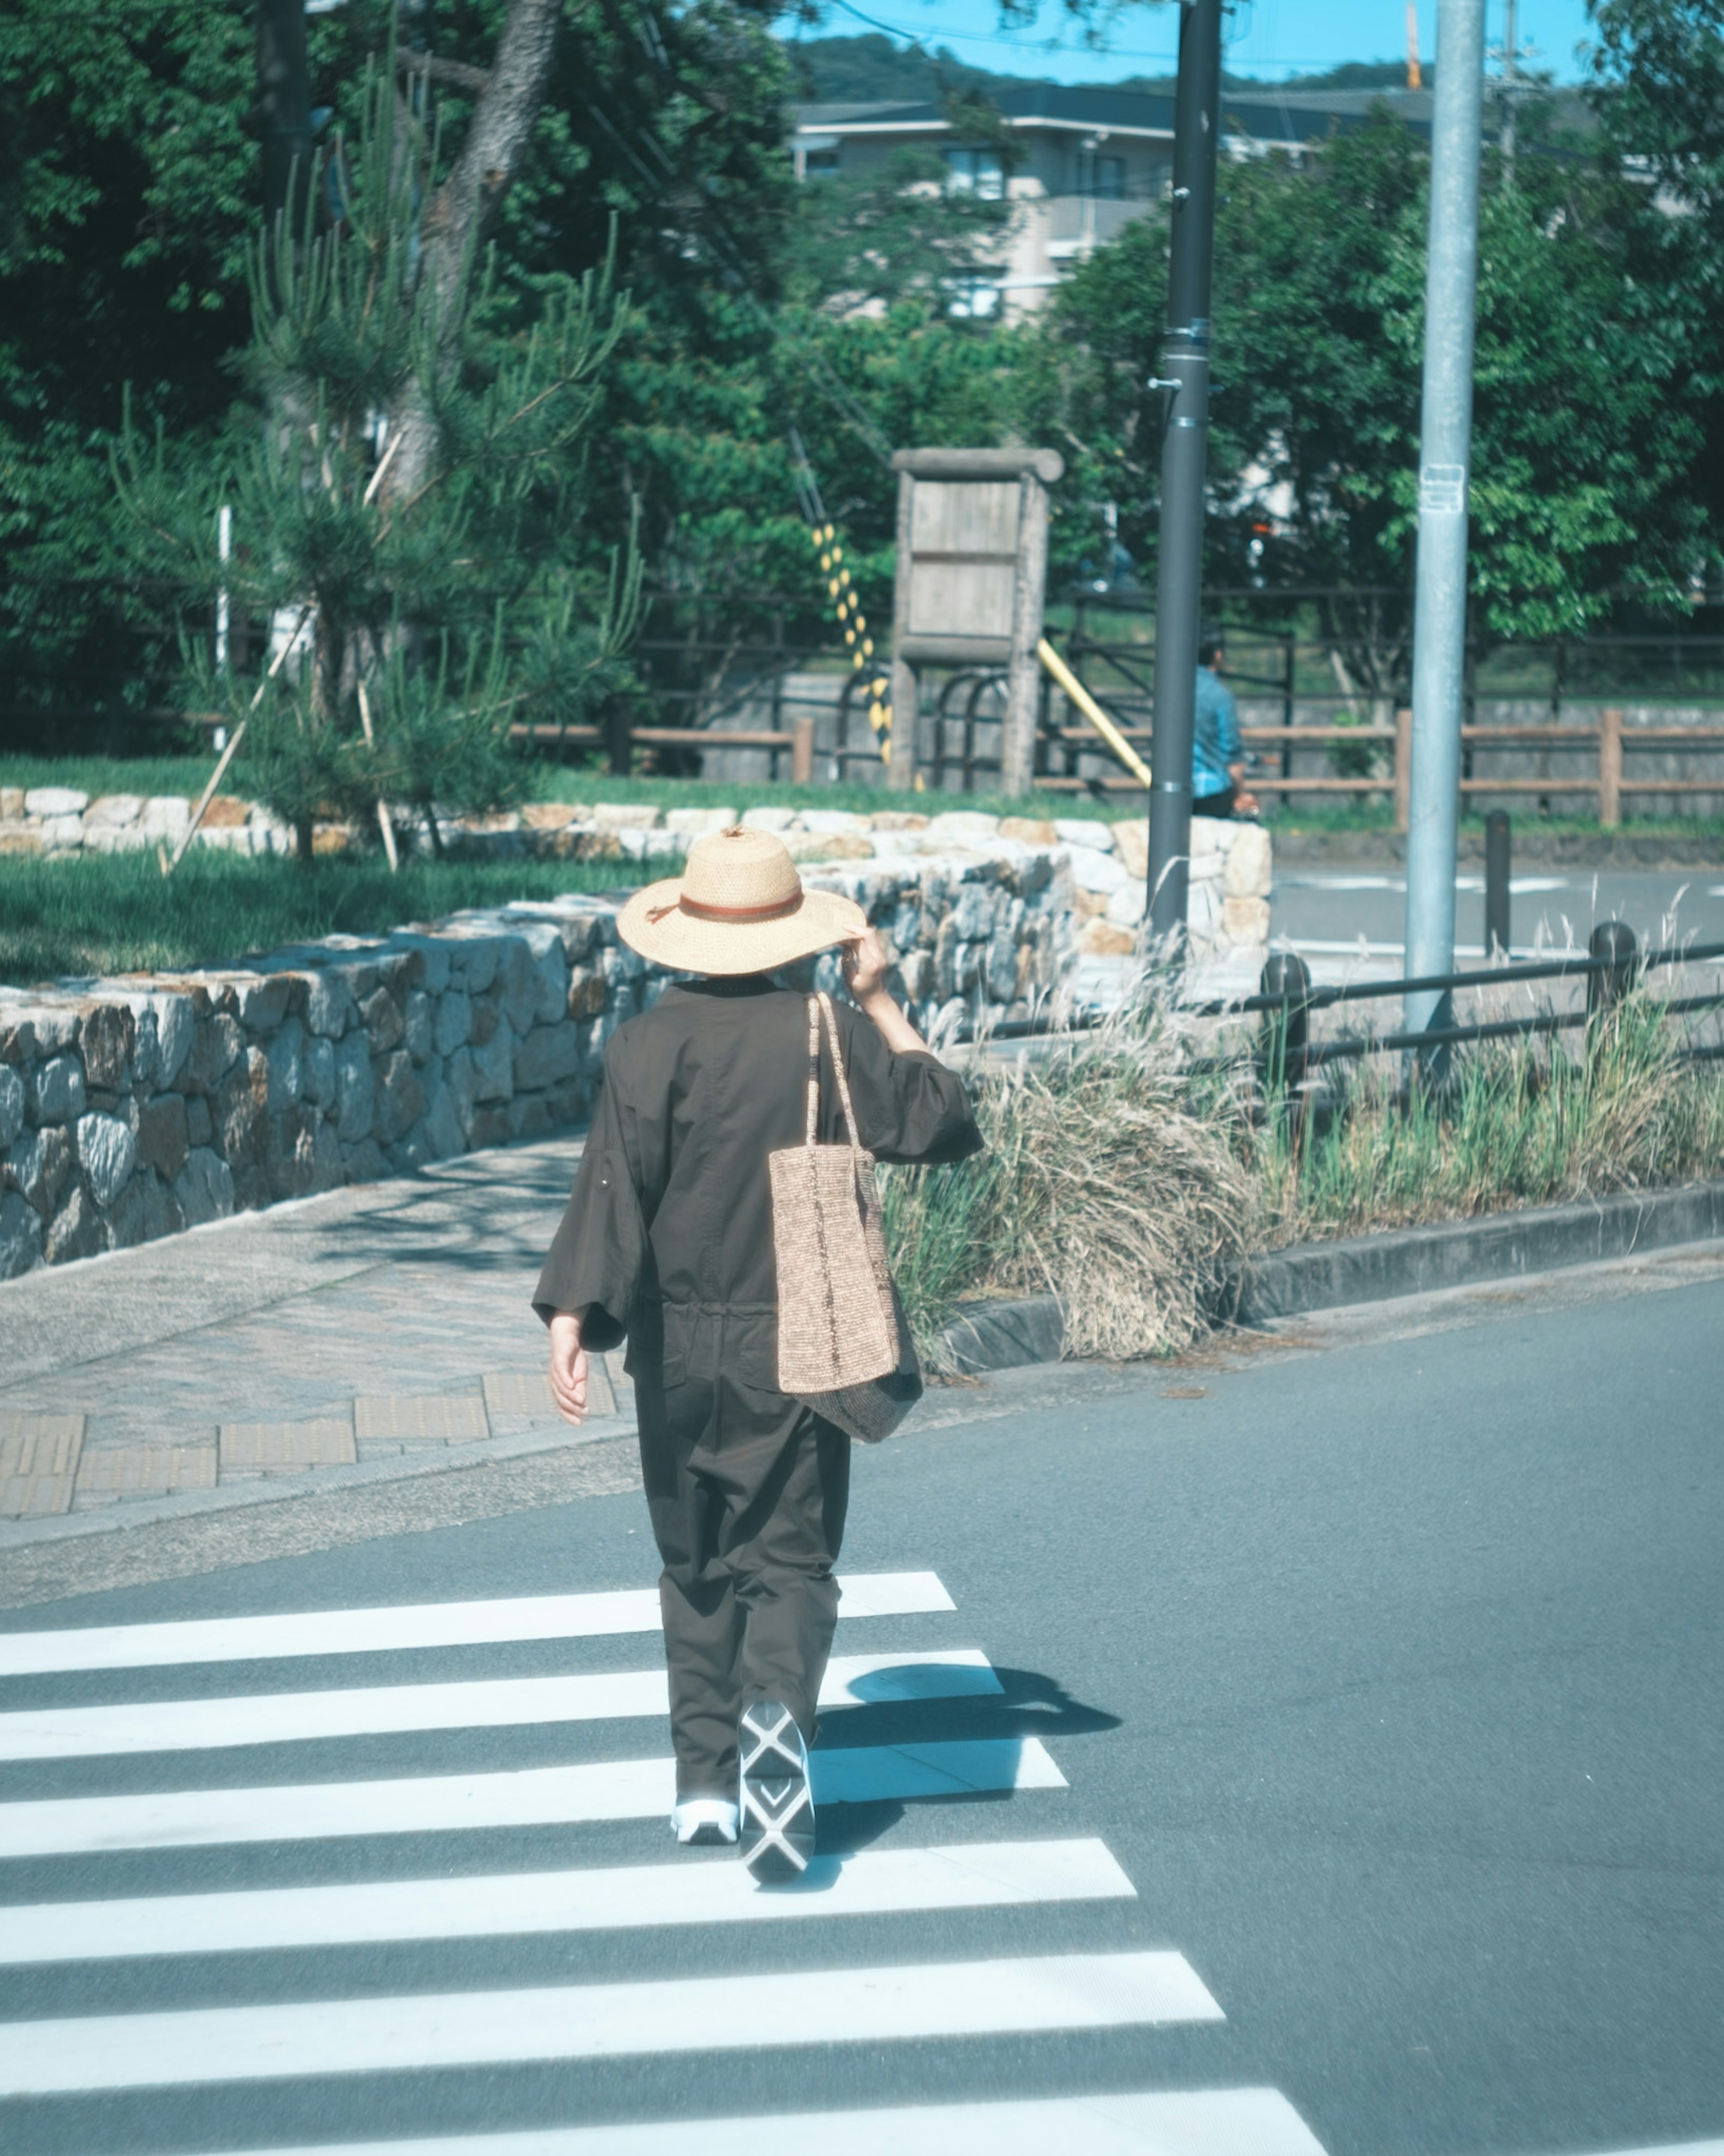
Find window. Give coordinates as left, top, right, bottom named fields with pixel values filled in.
left=804, top=148, right=840, bottom=178
left=944, top=147, right=1005, bottom=200
left=1075, top=150, right=1125, bottom=199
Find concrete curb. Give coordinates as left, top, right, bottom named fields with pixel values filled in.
left=927, top=1176, right=1724, bottom=1371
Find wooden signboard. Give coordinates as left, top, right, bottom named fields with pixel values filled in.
left=888, top=446, right=1064, bottom=794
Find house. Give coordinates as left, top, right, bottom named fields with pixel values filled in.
left=792, top=82, right=1435, bottom=318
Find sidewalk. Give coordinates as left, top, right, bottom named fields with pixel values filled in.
left=0, top=1132, right=629, bottom=1544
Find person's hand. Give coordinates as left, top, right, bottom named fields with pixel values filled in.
left=1234, top=788, right=1261, bottom=818
left=841, top=927, right=893, bottom=1005
left=548, top=1310, right=589, bottom=1426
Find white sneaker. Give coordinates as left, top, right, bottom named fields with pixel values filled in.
left=671, top=1797, right=739, bottom=1846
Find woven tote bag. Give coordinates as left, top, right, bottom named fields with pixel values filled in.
left=769, top=993, right=923, bottom=1444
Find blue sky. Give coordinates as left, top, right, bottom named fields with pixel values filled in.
left=793, top=0, right=1601, bottom=86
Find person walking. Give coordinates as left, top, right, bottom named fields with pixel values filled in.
left=534, top=826, right=980, bottom=1880
left=1193, top=631, right=1260, bottom=819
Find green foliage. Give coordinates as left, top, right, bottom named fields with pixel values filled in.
left=111, top=52, right=638, bottom=850
left=1033, top=110, right=1716, bottom=691
left=780, top=148, right=1016, bottom=313
left=1252, top=995, right=1724, bottom=1242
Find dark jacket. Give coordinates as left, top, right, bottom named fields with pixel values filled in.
left=533, top=976, right=981, bottom=1392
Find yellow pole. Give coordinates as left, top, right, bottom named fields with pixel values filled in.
left=1036, top=637, right=1155, bottom=790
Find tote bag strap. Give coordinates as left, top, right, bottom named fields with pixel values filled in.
left=803, top=995, right=822, bottom=1146
left=815, top=991, right=865, bottom=1162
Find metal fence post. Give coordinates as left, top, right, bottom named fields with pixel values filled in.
left=1484, top=809, right=1511, bottom=958
left=1587, top=921, right=1639, bottom=1020
left=1258, top=951, right=1313, bottom=1094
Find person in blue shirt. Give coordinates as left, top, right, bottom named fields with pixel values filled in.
left=1193, top=632, right=1259, bottom=818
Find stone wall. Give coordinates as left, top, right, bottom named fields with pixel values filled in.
left=0, top=809, right=1274, bottom=1283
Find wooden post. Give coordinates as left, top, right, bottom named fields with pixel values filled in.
left=887, top=467, right=918, bottom=791
left=1002, top=470, right=1051, bottom=798
left=1598, top=705, right=1623, bottom=829
left=1394, top=706, right=1413, bottom=833
left=791, top=715, right=815, bottom=788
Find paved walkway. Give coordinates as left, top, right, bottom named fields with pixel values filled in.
left=0, top=1134, right=626, bottom=1532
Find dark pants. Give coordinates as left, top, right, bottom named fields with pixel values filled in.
left=635, top=1366, right=851, bottom=1798
left=1192, top=785, right=1236, bottom=818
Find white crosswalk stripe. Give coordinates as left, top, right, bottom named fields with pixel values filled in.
left=0, top=1565, right=1332, bottom=2152
left=0, top=1572, right=953, bottom=1677
left=0, top=1736, right=1066, bottom=1858
left=0, top=1950, right=1226, bottom=2094
left=185, top=2111, right=1724, bottom=2156
left=0, top=1646, right=1001, bottom=1761
left=0, top=1837, right=1135, bottom=1964
left=202, top=2090, right=1332, bottom=2155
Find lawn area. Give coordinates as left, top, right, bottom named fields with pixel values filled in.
left=0, top=848, right=684, bottom=987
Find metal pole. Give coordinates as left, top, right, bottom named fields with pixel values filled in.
left=1483, top=808, right=1510, bottom=957
left=1500, top=0, right=1519, bottom=174
left=1146, top=0, right=1223, bottom=944
left=1402, top=0, right=1487, bottom=1064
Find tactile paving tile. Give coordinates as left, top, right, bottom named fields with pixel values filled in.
left=353, top=1394, right=490, bottom=1443
left=0, top=1414, right=86, bottom=1519
left=218, top=1420, right=357, bottom=1478
left=74, top=1447, right=219, bottom=1502
left=483, top=1362, right=616, bottom=1422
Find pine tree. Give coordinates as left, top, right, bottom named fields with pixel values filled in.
left=116, top=37, right=638, bottom=862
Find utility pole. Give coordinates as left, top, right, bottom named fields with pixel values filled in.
left=1402, top=0, right=1487, bottom=1064
left=255, top=0, right=313, bottom=234
left=1146, top=0, right=1223, bottom=945
left=1499, top=0, right=1519, bottom=171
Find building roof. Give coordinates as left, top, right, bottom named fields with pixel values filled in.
left=791, top=80, right=1445, bottom=149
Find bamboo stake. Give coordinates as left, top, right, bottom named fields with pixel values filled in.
left=160, top=605, right=312, bottom=875
left=357, top=681, right=400, bottom=872
left=1037, top=637, right=1156, bottom=790
left=361, top=430, right=402, bottom=507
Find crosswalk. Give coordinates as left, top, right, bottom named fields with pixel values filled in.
left=0, top=1565, right=1330, bottom=2151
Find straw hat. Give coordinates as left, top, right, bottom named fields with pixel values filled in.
left=617, top=826, right=867, bottom=975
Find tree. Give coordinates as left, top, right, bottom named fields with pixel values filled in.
left=1032, top=109, right=1713, bottom=701
left=115, top=42, right=636, bottom=857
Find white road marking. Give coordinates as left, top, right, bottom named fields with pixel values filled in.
left=0, top=1573, right=953, bottom=1678
left=201, top=2088, right=1329, bottom=2155
left=0, top=1836, right=1132, bottom=1964
left=0, top=1736, right=1066, bottom=1856
left=0, top=1950, right=1224, bottom=2094
left=0, top=1648, right=998, bottom=1762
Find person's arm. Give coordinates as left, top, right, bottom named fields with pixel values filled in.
left=841, top=927, right=926, bottom=1056
left=836, top=928, right=982, bottom=1165
left=1218, top=682, right=1260, bottom=815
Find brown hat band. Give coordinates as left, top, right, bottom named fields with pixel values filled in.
left=645, top=890, right=804, bottom=926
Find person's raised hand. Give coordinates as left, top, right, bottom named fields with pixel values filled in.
left=548, top=1310, right=589, bottom=1426
left=841, top=926, right=893, bottom=1005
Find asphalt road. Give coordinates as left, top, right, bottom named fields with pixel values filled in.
left=1270, top=867, right=1724, bottom=966
left=1, top=1254, right=1721, bottom=2156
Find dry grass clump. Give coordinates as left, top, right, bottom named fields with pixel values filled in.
left=1253, top=992, right=1724, bottom=1246
left=884, top=981, right=1724, bottom=1360
left=883, top=994, right=1253, bottom=1363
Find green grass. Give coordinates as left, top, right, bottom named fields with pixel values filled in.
left=1252, top=996, right=1724, bottom=1246
left=882, top=985, right=1724, bottom=1358
left=0, top=848, right=684, bottom=985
